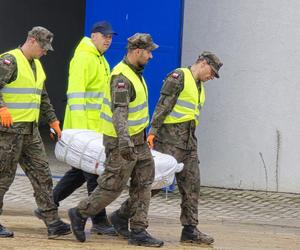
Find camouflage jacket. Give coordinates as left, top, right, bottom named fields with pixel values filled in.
left=103, top=57, right=146, bottom=150
left=149, top=68, right=202, bottom=150
left=0, top=50, right=57, bottom=134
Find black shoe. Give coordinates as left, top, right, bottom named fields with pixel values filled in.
left=129, top=229, right=164, bottom=247
left=180, top=225, right=214, bottom=245
left=109, top=211, right=130, bottom=239
left=47, top=220, right=71, bottom=239
left=68, top=208, right=87, bottom=242
left=0, top=224, right=13, bottom=238
left=90, top=220, right=117, bottom=236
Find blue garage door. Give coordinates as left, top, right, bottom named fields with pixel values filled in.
left=85, top=0, right=184, bottom=117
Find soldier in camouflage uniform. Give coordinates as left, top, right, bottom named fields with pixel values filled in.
left=0, top=26, right=70, bottom=238
left=68, top=33, right=163, bottom=247
left=147, top=51, right=223, bottom=245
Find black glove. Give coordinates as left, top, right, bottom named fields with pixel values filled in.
left=119, top=146, right=136, bottom=161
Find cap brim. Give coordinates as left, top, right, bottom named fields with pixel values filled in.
left=44, top=43, right=54, bottom=51
left=211, top=66, right=219, bottom=78
left=148, top=43, right=159, bottom=51
left=102, top=30, right=118, bottom=35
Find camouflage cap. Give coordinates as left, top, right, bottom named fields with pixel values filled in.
left=28, top=26, right=54, bottom=51
left=199, top=51, right=223, bottom=78
left=127, top=33, right=159, bottom=51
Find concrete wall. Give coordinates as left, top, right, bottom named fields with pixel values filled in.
left=182, top=0, right=300, bottom=193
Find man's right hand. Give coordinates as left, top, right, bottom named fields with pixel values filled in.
left=147, top=134, right=155, bottom=149
left=0, top=107, right=13, bottom=127
left=120, top=146, right=136, bottom=161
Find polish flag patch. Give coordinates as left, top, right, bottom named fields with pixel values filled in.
left=117, top=82, right=125, bottom=88
left=172, top=72, right=179, bottom=78
left=3, top=59, right=11, bottom=65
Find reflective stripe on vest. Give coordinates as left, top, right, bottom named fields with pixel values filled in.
left=67, top=91, right=103, bottom=111
left=1, top=88, right=43, bottom=95
left=0, top=49, right=45, bottom=122
left=163, top=68, right=205, bottom=126
left=6, top=103, right=40, bottom=109
left=68, top=103, right=101, bottom=111
left=67, top=91, right=104, bottom=99
left=99, top=62, right=149, bottom=137
left=101, top=97, right=147, bottom=113
left=100, top=112, right=148, bottom=126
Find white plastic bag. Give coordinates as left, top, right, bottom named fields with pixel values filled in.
left=55, top=129, right=183, bottom=189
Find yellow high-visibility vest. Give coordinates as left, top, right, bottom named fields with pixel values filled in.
left=163, top=68, right=205, bottom=126
left=100, top=62, right=149, bottom=137
left=1, top=49, right=45, bottom=122
left=63, top=37, right=110, bottom=131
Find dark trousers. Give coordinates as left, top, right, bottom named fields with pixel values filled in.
left=53, top=167, right=106, bottom=224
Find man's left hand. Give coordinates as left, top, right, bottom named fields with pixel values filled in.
left=147, top=134, right=155, bottom=149
left=49, top=120, right=62, bottom=140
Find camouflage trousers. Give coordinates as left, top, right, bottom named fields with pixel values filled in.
left=154, top=141, right=200, bottom=226
left=0, top=127, right=59, bottom=225
left=77, top=142, right=154, bottom=230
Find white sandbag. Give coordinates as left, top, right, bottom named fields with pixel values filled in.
left=55, top=129, right=183, bottom=189
left=150, top=150, right=184, bottom=189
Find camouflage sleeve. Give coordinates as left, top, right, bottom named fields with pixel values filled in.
left=40, top=84, right=58, bottom=123
left=110, top=74, right=135, bottom=147
left=0, top=54, right=17, bottom=108
left=149, top=69, right=184, bottom=135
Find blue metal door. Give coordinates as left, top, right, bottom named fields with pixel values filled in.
left=85, top=0, right=184, bottom=117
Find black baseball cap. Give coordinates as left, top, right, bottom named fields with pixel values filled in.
left=91, top=21, right=117, bottom=35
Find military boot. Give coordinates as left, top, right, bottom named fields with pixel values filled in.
left=68, top=207, right=87, bottom=242
left=109, top=210, right=130, bottom=238
left=90, top=216, right=117, bottom=236
left=0, top=224, right=14, bottom=238
left=34, top=208, right=46, bottom=223
left=47, top=220, right=71, bottom=239
left=129, top=229, right=164, bottom=247
left=180, top=225, right=214, bottom=245
left=34, top=208, right=55, bottom=227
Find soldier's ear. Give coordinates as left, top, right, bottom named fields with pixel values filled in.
left=135, top=48, right=142, bottom=56
left=29, top=37, right=37, bottom=46
left=198, top=60, right=206, bottom=69
left=27, top=37, right=33, bottom=43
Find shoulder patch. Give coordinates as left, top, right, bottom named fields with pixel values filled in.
left=172, top=72, right=179, bottom=79
left=117, top=82, right=125, bottom=88
left=3, top=59, right=11, bottom=65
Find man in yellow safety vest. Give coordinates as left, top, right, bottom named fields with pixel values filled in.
left=68, top=33, right=164, bottom=247
left=147, top=51, right=223, bottom=245
left=0, top=26, right=70, bottom=239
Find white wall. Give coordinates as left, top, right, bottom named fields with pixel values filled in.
left=182, top=0, right=300, bottom=193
